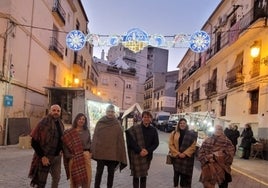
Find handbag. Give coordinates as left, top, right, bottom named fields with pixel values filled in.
left=166, top=131, right=176, bottom=165
left=166, top=153, right=173, bottom=164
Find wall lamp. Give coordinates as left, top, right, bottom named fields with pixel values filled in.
left=250, top=41, right=260, bottom=58
left=250, top=40, right=268, bottom=65
left=74, top=78, right=80, bottom=85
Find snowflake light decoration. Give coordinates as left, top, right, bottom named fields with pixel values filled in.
left=189, top=31, right=210, bottom=53
left=66, top=30, right=86, bottom=51
left=65, top=29, right=210, bottom=53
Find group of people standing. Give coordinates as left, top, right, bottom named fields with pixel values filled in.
left=167, top=119, right=235, bottom=188
left=28, top=104, right=159, bottom=188
left=28, top=103, right=255, bottom=188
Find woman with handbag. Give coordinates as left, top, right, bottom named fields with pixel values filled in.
left=168, top=118, right=197, bottom=188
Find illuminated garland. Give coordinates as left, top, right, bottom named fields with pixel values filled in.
left=66, top=28, right=210, bottom=53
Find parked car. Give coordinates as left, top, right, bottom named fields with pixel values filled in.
left=153, top=111, right=170, bottom=129
left=161, top=120, right=177, bottom=132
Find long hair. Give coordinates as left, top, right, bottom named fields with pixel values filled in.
left=177, top=117, right=189, bottom=131
left=72, top=113, right=88, bottom=130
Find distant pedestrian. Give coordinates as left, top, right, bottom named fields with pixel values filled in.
left=125, top=111, right=159, bottom=188
left=91, top=104, right=127, bottom=188
left=224, top=124, right=240, bottom=152
left=198, top=125, right=235, bottom=188
left=240, top=123, right=254, bottom=159
left=28, top=104, right=64, bottom=188
left=232, top=125, right=240, bottom=151
left=62, top=113, right=92, bottom=188
left=168, top=118, right=197, bottom=188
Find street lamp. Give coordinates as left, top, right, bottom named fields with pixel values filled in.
left=250, top=41, right=260, bottom=58
left=74, top=78, right=80, bottom=85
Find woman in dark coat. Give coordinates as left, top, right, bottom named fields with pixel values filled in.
left=240, top=123, right=254, bottom=159
left=168, top=118, right=197, bottom=188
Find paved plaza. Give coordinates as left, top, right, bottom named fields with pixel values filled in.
left=0, top=131, right=267, bottom=188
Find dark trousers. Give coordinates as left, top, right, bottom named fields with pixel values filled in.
left=218, top=171, right=232, bottom=188
left=173, top=170, right=192, bottom=188
left=243, top=147, right=251, bottom=159
left=94, top=160, right=118, bottom=188
left=133, top=176, right=147, bottom=188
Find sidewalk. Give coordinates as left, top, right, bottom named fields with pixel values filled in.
left=231, top=156, right=268, bottom=186
left=0, top=144, right=268, bottom=188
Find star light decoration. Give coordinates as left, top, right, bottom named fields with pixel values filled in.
left=66, top=30, right=86, bottom=51
left=66, top=29, right=210, bottom=53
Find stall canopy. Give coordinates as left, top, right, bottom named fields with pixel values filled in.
left=122, top=103, right=143, bottom=119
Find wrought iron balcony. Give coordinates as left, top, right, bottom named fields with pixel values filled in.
left=73, top=54, right=84, bottom=72
left=206, top=6, right=267, bottom=61
left=191, top=88, right=200, bottom=102
left=183, top=95, right=190, bottom=106
left=49, top=37, right=64, bottom=59
left=177, top=100, right=183, bottom=108
left=52, top=1, right=66, bottom=26
left=205, top=80, right=217, bottom=97
left=225, top=66, right=244, bottom=88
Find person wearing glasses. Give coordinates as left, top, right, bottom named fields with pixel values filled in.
left=91, top=104, right=127, bottom=188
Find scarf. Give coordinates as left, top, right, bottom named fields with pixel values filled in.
left=91, top=116, right=127, bottom=171
left=62, top=128, right=88, bottom=187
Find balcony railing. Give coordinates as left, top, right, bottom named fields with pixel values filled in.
left=177, top=100, right=183, bottom=108
left=73, top=54, right=84, bottom=72
left=251, top=60, right=260, bottom=78
left=52, top=1, right=66, bottom=26
left=225, top=66, right=244, bottom=88
left=191, top=88, right=200, bottom=102
left=175, top=80, right=182, bottom=90
left=49, top=37, right=64, bottom=59
left=205, top=80, right=217, bottom=97
left=183, top=95, right=190, bottom=106
left=206, top=6, right=266, bottom=61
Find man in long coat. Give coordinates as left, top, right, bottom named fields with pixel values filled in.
left=91, top=104, right=127, bottom=188
left=28, top=104, right=64, bottom=188
left=125, top=111, right=159, bottom=188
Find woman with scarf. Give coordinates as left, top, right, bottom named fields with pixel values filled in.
left=168, top=118, right=197, bottom=188
left=62, top=113, right=92, bottom=188
left=198, top=125, right=235, bottom=188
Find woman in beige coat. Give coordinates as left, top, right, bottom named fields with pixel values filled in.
left=168, top=118, right=197, bottom=188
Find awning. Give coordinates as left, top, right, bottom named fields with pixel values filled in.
left=122, top=103, right=143, bottom=119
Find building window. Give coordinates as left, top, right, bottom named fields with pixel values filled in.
left=126, top=83, right=132, bottom=89
left=125, top=96, right=132, bottom=105
left=76, top=19, right=80, bottom=30
left=219, top=97, right=227, bottom=116
left=49, top=63, right=56, bottom=86
left=249, top=89, right=259, bottom=114
left=102, top=77, right=108, bottom=85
